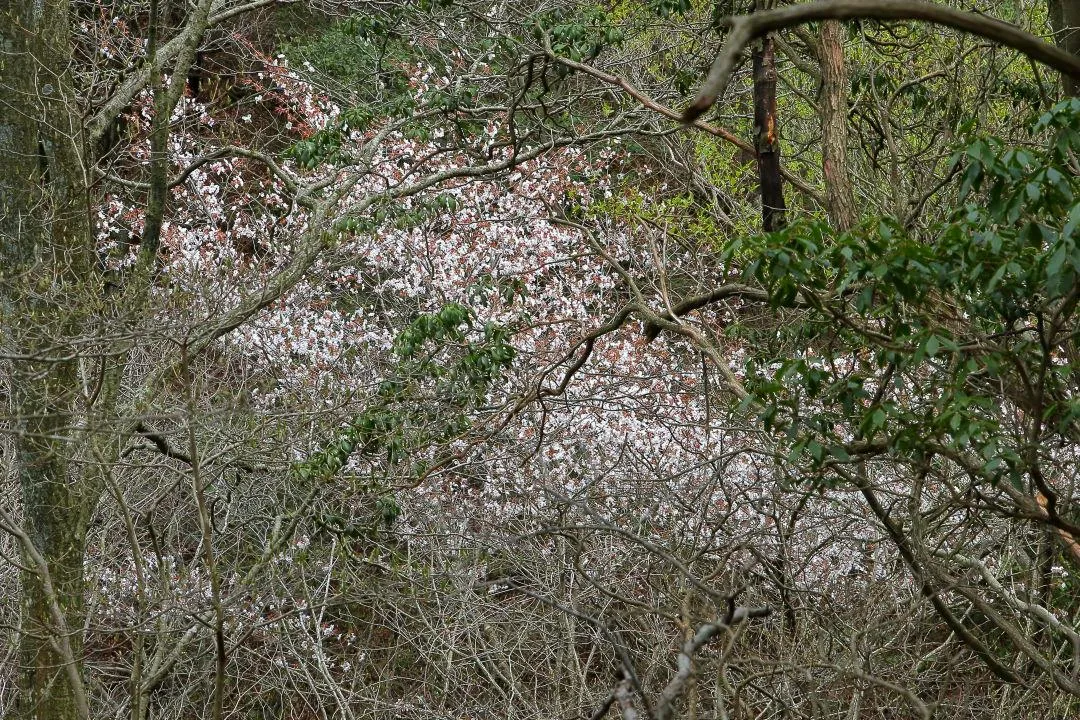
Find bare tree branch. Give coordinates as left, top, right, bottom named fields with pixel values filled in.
left=653, top=606, right=773, bottom=720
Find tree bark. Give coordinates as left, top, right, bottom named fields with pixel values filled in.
left=752, top=33, right=787, bottom=232
left=1, top=0, right=230, bottom=709
left=817, top=20, right=858, bottom=230
left=1, top=1, right=96, bottom=718
left=1049, top=0, right=1080, bottom=96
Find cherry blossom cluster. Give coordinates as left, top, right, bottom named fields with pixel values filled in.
left=91, top=42, right=898, bottom=594
left=60, top=35, right=926, bottom=718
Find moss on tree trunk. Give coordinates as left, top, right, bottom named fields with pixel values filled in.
left=2, top=1, right=95, bottom=717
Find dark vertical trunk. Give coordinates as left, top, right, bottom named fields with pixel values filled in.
left=1, top=1, right=95, bottom=718
left=1049, top=0, right=1080, bottom=97
left=140, top=0, right=170, bottom=268
left=15, top=434, right=90, bottom=720
left=2, top=0, right=215, bottom=710
left=752, top=33, right=786, bottom=232
left=817, top=20, right=858, bottom=231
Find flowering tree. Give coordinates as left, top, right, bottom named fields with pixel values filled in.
left=8, top=1, right=1080, bottom=719
left=3, top=0, right=849, bottom=715
left=0, top=1, right=662, bottom=716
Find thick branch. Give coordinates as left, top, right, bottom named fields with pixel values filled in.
left=88, top=1, right=290, bottom=142
left=686, top=0, right=1080, bottom=121
left=653, top=607, right=772, bottom=720
left=835, top=465, right=1026, bottom=686
left=642, top=283, right=775, bottom=342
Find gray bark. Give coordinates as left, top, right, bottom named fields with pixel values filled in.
left=1049, top=0, right=1080, bottom=96
left=1, top=1, right=95, bottom=718
left=0, top=0, right=214, bottom=716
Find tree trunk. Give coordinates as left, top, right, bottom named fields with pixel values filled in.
left=2, top=1, right=96, bottom=718
left=817, top=20, right=858, bottom=231
left=15, top=461, right=90, bottom=720
left=752, top=33, right=787, bottom=232
left=1049, top=0, right=1080, bottom=97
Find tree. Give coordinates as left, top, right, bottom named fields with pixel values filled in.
left=815, top=19, right=857, bottom=230
left=724, top=94, right=1080, bottom=707
left=1049, top=0, right=1080, bottom=96
left=0, top=1, right=638, bottom=717
left=7, top=1, right=1080, bottom=718
left=628, top=0, right=1080, bottom=710
left=540, top=0, right=1080, bottom=714
left=751, top=0, right=788, bottom=232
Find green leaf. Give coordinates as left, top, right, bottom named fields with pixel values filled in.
left=926, top=335, right=939, bottom=358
